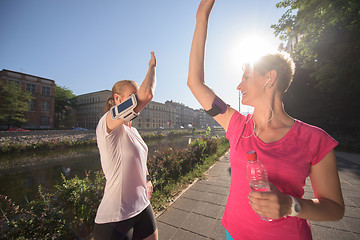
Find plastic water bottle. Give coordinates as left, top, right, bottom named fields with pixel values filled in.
left=246, top=150, right=272, bottom=221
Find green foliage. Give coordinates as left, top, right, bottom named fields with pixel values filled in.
left=0, top=82, right=33, bottom=127
left=272, top=0, right=360, bottom=147
left=1, top=171, right=105, bottom=239
left=55, top=85, right=76, bottom=129
left=1, top=136, right=229, bottom=239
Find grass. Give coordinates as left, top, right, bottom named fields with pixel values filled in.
left=150, top=140, right=230, bottom=214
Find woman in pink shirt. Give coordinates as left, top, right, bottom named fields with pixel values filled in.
left=187, top=1, right=345, bottom=239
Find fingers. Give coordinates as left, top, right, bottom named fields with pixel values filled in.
left=147, top=181, right=153, bottom=200
left=249, top=191, right=282, bottom=219
left=149, top=51, right=156, bottom=68
left=196, top=0, right=215, bottom=21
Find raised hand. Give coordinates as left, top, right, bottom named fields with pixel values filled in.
left=149, top=51, right=156, bottom=68
left=196, top=0, right=215, bottom=21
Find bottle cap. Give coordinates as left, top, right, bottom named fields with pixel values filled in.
left=247, top=150, right=257, bottom=161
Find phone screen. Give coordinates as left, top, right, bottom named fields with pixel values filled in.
left=116, top=97, right=133, bottom=113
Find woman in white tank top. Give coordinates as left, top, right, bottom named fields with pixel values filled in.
left=93, top=52, right=158, bottom=240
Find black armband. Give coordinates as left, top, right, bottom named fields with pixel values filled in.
left=205, top=96, right=228, bottom=117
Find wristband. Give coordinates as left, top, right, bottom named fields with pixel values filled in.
left=288, top=196, right=301, bottom=217
left=146, top=175, right=152, bottom=181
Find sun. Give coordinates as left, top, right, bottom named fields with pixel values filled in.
left=228, top=32, right=282, bottom=71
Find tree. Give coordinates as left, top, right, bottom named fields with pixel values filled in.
left=0, top=82, right=33, bottom=128
left=55, top=85, right=76, bottom=129
left=271, top=0, right=360, bottom=135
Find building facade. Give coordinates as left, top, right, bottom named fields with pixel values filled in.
left=132, top=100, right=176, bottom=130
left=75, top=90, right=111, bottom=129
left=0, top=69, right=56, bottom=129
left=165, top=101, right=195, bottom=128
left=74, top=91, right=221, bottom=131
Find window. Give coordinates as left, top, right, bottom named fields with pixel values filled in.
left=29, top=99, right=36, bottom=111
left=41, top=101, right=49, bottom=111
left=42, top=86, right=51, bottom=96
left=26, top=83, right=36, bottom=94
left=41, top=116, right=49, bottom=125
left=8, top=80, right=20, bottom=87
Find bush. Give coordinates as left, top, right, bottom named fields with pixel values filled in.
left=0, top=136, right=228, bottom=239
left=0, top=171, right=105, bottom=239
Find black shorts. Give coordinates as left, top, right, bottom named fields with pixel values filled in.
left=93, top=204, right=157, bottom=240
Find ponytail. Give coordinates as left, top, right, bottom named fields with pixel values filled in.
left=104, top=95, right=115, bottom=113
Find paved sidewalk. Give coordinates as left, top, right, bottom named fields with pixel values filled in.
left=156, top=151, right=360, bottom=240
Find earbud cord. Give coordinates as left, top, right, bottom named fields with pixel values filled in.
left=241, top=81, right=274, bottom=138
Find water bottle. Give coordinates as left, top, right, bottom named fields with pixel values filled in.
left=246, top=150, right=272, bottom=221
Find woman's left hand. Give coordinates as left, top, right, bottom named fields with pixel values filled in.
left=149, top=51, right=156, bottom=68
left=146, top=180, right=153, bottom=200
left=248, top=183, right=292, bottom=219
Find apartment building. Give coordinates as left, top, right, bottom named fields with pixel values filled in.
left=131, top=101, right=176, bottom=130
left=74, top=91, right=221, bottom=131
left=165, top=101, right=195, bottom=128
left=0, top=69, right=56, bottom=129
left=75, top=90, right=111, bottom=129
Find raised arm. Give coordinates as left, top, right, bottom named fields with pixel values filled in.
left=187, top=0, right=235, bottom=131
left=134, top=51, right=157, bottom=112
left=106, top=52, right=156, bottom=132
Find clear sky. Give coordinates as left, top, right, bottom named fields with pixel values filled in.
left=0, top=0, right=286, bottom=112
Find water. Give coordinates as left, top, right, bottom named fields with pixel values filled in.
left=0, top=134, right=205, bottom=206
left=249, top=180, right=273, bottom=222
left=249, top=180, right=270, bottom=192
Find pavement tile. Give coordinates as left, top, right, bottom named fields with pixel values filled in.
left=201, top=191, right=228, bottom=206
left=181, top=213, right=218, bottom=238
left=209, top=220, right=226, bottom=240
left=344, top=205, right=360, bottom=218
left=209, top=185, right=231, bottom=196
left=193, top=201, right=223, bottom=219
left=171, top=197, right=199, bottom=212
left=341, top=216, right=360, bottom=234
left=311, top=224, right=359, bottom=240
left=157, top=208, right=190, bottom=228
left=311, top=220, right=350, bottom=233
left=347, top=197, right=360, bottom=207
left=217, top=206, right=226, bottom=220
left=171, top=229, right=208, bottom=240
left=157, top=221, right=177, bottom=240
left=191, top=182, right=212, bottom=192
left=181, top=189, right=204, bottom=201
left=209, top=179, right=231, bottom=188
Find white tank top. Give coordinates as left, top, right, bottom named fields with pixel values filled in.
left=94, top=113, right=150, bottom=224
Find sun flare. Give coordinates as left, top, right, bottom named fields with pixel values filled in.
left=228, top=32, right=282, bottom=71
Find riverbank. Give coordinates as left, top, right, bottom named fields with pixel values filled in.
left=0, top=129, right=208, bottom=154
left=0, top=136, right=230, bottom=240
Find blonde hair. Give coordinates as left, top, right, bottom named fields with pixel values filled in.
left=244, top=52, right=295, bottom=93
left=104, top=80, right=138, bottom=112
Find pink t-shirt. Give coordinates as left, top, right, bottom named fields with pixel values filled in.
left=95, top=113, right=150, bottom=224
left=221, top=111, right=338, bottom=240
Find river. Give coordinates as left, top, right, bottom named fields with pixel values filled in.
left=0, top=133, right=221, bottom=205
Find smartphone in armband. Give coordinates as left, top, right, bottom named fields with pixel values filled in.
left=110, top=94, right=139, bottom=122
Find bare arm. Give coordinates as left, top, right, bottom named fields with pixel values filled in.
left=187, top=0, right=235, bottom=131
left=297, top=150, right=344, bottom=221
left=249, top=150, right=344, bottom=221
left=134, top=51, right=156, bottom=113
left=106, top=52, right=156, bottom=132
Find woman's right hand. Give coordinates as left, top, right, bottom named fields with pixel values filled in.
left=149, top=51, right=156, bottom=69
left=196, top=0, right=215, bottom=21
